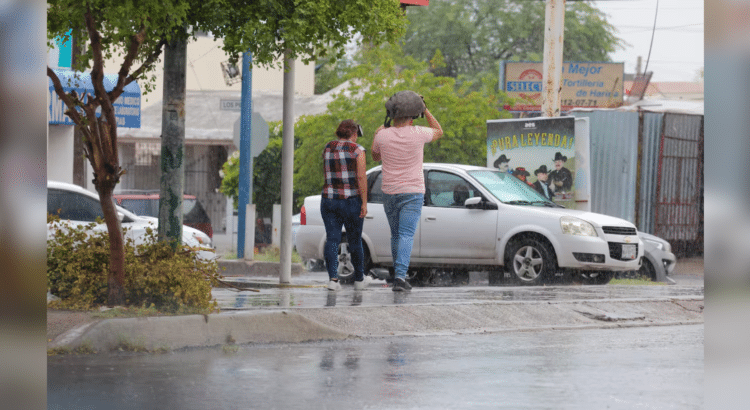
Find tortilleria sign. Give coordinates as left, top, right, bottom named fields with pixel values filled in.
left=501, top=61, right=624, bottom=111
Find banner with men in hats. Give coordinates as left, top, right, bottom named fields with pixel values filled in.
left=486, top=117, right=576, bottom=209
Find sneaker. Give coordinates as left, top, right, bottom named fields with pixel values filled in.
left=354, top=275, right=373, bottom=290
left=327, top=280, right=341, bottom=291
left=392, top=278, right=412, bottom=292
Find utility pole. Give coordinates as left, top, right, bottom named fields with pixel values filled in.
left=237, top=51, right=253, bottom=259
left=279, top=49, right=295, bottom=284
left=158, top=35, right=187, bottom=248
left=541, top=0, right=565, bottom=117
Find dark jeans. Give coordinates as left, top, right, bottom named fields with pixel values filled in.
left=320, top=196, right=365, bottom=281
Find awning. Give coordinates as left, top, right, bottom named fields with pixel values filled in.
left=48, top=69, right=141, bottom=128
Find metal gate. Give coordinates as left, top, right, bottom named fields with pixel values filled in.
left=118, top=142, right=229, bottom=234
left=654, top=113, right=703, bottom=255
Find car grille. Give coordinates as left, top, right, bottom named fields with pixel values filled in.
left=602, top=226, right=637, bottom=236
left=608, top=242, right=638, bottom=261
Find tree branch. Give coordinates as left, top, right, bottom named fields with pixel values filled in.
left=84, top=9, right=118, bottom=163
left=47, top=67, right=87, bottom=128
left=109, top=39, right=166, bottom=101
left=112, top=23, right=147, bottom=99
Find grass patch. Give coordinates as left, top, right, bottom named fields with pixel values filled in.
left=253, top=246, right=302, bottom=264
left=611, top=278, right=667, bottom=286
left=48, top=341, right=97, bottom=356
left=222, top=345, right=239, bottom=354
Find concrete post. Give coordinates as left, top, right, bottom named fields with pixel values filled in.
left=541, top=0, right=565, bottom=118
left=279, top=49, right=295, bottom=284
left=244, top=204, right=255, bottom=260
left=158, top=36, right=187, bottom=248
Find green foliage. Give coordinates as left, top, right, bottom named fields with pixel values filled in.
left=315, top=52, right=355, bottom=94
left=292, top=43, right=513, bottom=205
left=402, top=0, right=623, bottom=81
left=47, top=215, right=220, bottom=312
left=208, top=0, right=407, bottom=68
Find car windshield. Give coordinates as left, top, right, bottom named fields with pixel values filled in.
left=468, top=170, right=558, bottom=207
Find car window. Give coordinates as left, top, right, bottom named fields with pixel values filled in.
left=48, top=188, right=104, bottom=222
left=426, top=171, right=480, bottom=208
left=119, top=198, right=159, bottom=217
left=368, top=172, right=384, bottom=204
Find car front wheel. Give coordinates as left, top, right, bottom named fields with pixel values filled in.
left=505, top=238, right=556, bottom=286
left=336, top=241, right=372, bottom=284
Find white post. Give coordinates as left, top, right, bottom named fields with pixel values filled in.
left=272, top=204, right=281, bottom=246
left=541, top=0, right=565, bottom=118
left=244, top=203, right=255, bottom=261
left=279, top=49, right=295, bottom=284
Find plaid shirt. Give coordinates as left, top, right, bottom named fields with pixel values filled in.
left=321, top=140, right=365, bottom=199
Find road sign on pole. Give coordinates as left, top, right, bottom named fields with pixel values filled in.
left=233, top=112, right=269, bottom=157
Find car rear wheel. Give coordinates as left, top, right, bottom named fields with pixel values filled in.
left=579, top=271, right=614, bottom=285
left=506, top=238, right=556, bottom=286
left=637, top=258, right=657, bottom=281
left=336, top=241, right=372, bottom=284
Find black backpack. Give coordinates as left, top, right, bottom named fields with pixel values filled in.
left=384, top=90, right=425, bottom=127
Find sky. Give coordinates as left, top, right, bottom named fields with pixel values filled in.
left=592, top=0, right=704, bottom=83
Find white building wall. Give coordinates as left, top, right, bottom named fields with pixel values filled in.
left=105, top=36, right=315, bottom=109
left=47, top=125, right=74, bottom=184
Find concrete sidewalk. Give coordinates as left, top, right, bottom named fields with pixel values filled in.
left=47, top=257, right=704, bottom=354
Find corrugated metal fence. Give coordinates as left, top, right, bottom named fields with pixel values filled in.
left=571, top=109, right=703, bottom=255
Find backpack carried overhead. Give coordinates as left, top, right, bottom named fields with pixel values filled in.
left=384, top=90, right=425, bottom=128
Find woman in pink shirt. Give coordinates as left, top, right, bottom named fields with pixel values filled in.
left=372, top=104, right=443, bottom=291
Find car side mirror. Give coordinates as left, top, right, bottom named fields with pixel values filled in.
left=117, top=211, right=125, bottom=222
left=464, top=197, right=482, bottom=208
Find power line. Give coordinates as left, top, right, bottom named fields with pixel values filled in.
left=642, top=0, right=659, bottom=75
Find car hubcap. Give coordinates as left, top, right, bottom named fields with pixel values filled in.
left=514, top=246, right=543, bottom=281
left=338, top=243, right=354, bottom=276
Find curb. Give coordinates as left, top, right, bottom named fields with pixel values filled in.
left=49, top=298, right=703, bottom=354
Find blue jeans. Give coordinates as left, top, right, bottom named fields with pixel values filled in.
left=383, top=193, right=424, bottom=280
left=320, top=196, right=365, bottom=281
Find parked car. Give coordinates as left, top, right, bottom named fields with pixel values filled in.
left=112, top=192, right=213, bottom=238
left=48, top=181, right=215, bottom=260
left=617, top=231, right=677, bottom=283
left=296, top=163, right=644, bottom=285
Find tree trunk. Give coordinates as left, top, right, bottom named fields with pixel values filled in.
left=94, top=173, right=126, bottom=306
left=159, top=36, right=187, bottom=249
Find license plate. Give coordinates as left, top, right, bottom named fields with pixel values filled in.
left=621, top=244, right=636, bottom=260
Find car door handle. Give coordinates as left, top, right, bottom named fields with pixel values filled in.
left=425, top=216, right=436, bottom=221
left=365, top=215, right=374, bottom=220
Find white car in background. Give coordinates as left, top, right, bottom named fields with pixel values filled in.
left=47, top=181, right=215, bottom=260
left=296, top=163, right=644, bottom=286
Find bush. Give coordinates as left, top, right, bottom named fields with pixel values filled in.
left=47, top=214, right=220, bottom=312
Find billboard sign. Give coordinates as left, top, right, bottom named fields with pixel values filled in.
left=487, top=116, right=577, bottom=208
left=48, top=69, right=141, bottom=128
left=501, top=61, right=624, bottom=111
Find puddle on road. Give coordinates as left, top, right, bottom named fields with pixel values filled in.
left=212, top=284, right=703, bottom=310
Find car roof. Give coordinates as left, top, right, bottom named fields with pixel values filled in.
left=113, top=193, right=197, bottom=199
left=367, top=163, right=494, bottom=173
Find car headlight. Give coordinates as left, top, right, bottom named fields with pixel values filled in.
left=644, top=238, right=665, bottom=251
left=560, top=216, right=598, bottom=237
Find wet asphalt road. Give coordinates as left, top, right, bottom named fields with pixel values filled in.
left=48, top=324, right=703, bottom=410
left=211, top=270, right=703, bottom=311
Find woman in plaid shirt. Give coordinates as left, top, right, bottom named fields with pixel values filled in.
left=320, top=120, right=371, bottom=291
